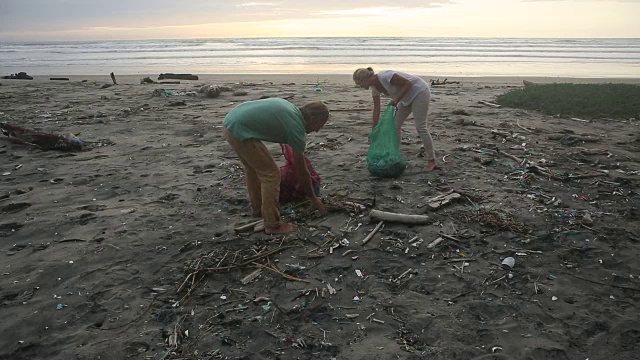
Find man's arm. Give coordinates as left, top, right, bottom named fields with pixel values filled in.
left=293, top=151, right=327, bottom=215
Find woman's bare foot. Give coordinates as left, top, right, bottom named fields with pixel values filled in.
left=425, top=160, right=439, bottom=172
left=265, top=222, right=297, bottom=235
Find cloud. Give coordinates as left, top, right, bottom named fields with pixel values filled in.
left=522, top=0, right=639, bottom=2
left=0, top=0, right=638, bottom=40
left=0, top=0, right=455, bottom=40
left=0, top=0, right=455, bottom=33
left=236, top=2, right=283, bottom=6
left=314, top=4, right=451, bottom=17
left=316, top=7, right=405, bottom=16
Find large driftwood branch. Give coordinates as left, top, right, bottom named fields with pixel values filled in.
left=369, top=210, right=430, bottom=224
left=158, top=73, right=199, bottom=81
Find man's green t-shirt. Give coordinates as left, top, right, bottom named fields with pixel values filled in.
left=223, top=98, right=307, bottom=154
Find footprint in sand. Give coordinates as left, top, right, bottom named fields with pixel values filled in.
left=123, top=341, right=150, bottom=357
left=75, top=212, right=98, bottom=225
left=1, top=187, right=34, bottom=201
left=0, top=202, right=31, bottom=214
left=13, top=186, right=33, bottom=195
left=620, top=328, right=640, bottom=350
left=159, top=193, right=180, bottom=202
left=0, top=222, right=24, bottom=237
left=0, top=288, right=35, bottom=306
left=77, top=204, right=108, bottom=212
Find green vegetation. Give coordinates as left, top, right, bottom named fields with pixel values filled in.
left=495, top=83, right=640, bottom=120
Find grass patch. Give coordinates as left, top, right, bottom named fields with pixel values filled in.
left=495, top=83, right=640, bottom=120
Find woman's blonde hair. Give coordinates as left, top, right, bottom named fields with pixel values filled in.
left=353, top=67, right=374, bottom=82
left=300, top=101, right=329, bottom=122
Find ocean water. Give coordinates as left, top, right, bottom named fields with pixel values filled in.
left=1, top=37, right=639, bottom=77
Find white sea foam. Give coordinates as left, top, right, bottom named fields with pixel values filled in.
left=1, top=37, right=638, bottom=77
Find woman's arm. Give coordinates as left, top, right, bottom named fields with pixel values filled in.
left=372, top=94, right=381, bottom=128
left=389, top=73, right=412, bottom=105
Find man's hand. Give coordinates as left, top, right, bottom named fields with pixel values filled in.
left=292, top=150, right=328, bottom=216
left=312, top=196, right=328, bottom=215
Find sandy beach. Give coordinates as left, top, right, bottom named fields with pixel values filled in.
left=1, top=74, right=639, bottom=360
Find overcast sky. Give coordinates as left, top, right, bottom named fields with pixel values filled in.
left=1, top=0, right=638, bottom=40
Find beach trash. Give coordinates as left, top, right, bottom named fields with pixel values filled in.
left=152, top=89, right=176, bottom=97
left=206, top=86, right=221, bottom=98
left=501, top=257, right=516, bottom=270
left=198, top=85, right=221, bottom=98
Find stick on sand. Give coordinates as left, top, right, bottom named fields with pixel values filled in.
left=361, top=221, right=384, bottom=245
left=369, top=210, right=430, bottom=224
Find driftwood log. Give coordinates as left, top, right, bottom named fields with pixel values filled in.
left=430, top=78, right=460, bottom=86
left=369, top=210, right=430, bottom=224
left=158, top=73, right=199, bottom=81
left=2, top=72, right=33, bottom=80
left=548, top=134, right=599, bottom=146
left=0, top=123, right=85, bottom=151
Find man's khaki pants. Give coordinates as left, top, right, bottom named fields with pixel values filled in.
left=223, top=128, right=281, bottom=228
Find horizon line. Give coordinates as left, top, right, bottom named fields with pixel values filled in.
left=2, top=35, right=640, bottom=43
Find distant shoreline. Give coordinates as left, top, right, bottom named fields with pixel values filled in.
left=7, top=74, right=640, bottom=85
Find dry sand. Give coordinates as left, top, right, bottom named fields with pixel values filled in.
left=1, top=74, right=640, bottom=360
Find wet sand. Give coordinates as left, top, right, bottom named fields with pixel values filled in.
left=1, top=74, right=639, bottom=360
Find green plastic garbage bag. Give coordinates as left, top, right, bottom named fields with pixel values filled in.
left=367, top=104, right=406, bottom=177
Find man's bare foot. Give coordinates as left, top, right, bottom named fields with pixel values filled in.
left=425, top=161, right=439, bottom=172
left=265, top=222, right=297, bottom=235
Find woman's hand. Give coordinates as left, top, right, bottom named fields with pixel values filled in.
left=372, top=94, right=381, bottom=127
